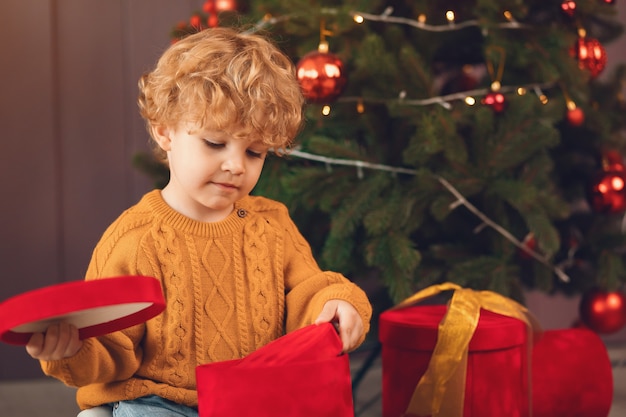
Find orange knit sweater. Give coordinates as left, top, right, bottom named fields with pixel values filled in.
left=41, top=190, right=372, bottom=410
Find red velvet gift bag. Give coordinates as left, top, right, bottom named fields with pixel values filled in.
left=378, top=283, right=538, bottom=417
left=196, top=323, right=354, bottom=417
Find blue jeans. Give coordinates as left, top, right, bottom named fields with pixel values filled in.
left=112, top=395, right=198, bottom=417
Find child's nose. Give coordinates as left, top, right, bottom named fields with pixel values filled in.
left=222, top=153, right=245, bottom=174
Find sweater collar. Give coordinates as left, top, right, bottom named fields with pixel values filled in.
left=143, top=190, right=252, bottom=236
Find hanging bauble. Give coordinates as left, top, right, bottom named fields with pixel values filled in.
left=566, top=107, right=585, bottom=127
left=203, top=0, right=216, bottom=14
left=207, top=14, right=219, bottom=28
left=589, top=152, right=626, bottom=213
left=482, top=90, right=507, bottom=113
left=561, top=0, right=577, bottom=17
left=296, top=51, right=347, bottom=104
left=573, top=37, right=607, bottom=78
left=579, top=288, right=626, bottom=334
left=189, top=14, right=204, bottom=31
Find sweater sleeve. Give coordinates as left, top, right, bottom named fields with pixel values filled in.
left=277, top=206, right=372, bottom=346
left=40, top=325, right=145, bottom=387
left=40, top=214, right=148, bottom=387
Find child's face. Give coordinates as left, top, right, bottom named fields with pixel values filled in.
left=155, top=123, right=268, bottom=222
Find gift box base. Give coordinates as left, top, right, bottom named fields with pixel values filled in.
left=380, top=305, right=529, bottom=417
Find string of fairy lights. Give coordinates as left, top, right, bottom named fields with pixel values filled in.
left=348, top=7, right=530, bottom=31
left=249, top=6, right=581, bottom=116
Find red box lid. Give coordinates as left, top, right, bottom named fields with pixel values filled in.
left=0, top=275, right=165, bottom=345
left=379, top=304, right=526, bottom=351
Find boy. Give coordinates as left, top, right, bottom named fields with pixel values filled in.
left=26, top=27, right=371, bottom=416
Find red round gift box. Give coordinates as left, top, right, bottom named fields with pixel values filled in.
left=379, top=304, right=529, bottom=417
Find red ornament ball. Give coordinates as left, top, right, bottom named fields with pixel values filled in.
left=573, top=37, right=607, bottom=78
left=207, top=14, right=219, bottom=28
left=296, top=51, right=347, bottom=104
left=566, top=107, right=585, bottom=127
left=189, top=14, right=203, bottom=30
left=561, top=0, right=577, bottom=17
left=203, top=0, right=216, bottom=13
left=579, top=288, right=626, bottom=334
left=589, top=166, right=626, bottom=213
left=482, top=91, right=507, bottom=113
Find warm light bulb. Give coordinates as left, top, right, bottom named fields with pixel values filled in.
left=517, top=87, right=527, bottom=95
left=357, top=100, right=365, bottom=113
left=592, top=44, right=604, bottom=59
left=446, top=11, right=455, bottom=23
left=611, top=176, right=625, bottom=191
left=322, top=105, right=331, bottom=116
left=465, top=97, right=476, bottom=105
left=561, top=1, right=576, bottom=15
left=607, top=293, right=623, bottom=307
left=418, top=14, right=426, bottom=23
left=353, top=14, right=364, bottom=24
left=215, top=0, right=236, bottom=11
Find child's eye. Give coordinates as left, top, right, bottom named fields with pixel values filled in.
left=204, top=140, right=224, bottom=149
left=246, top=149, right=265, bottom=159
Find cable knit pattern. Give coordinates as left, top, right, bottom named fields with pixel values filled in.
left=40, top=190, right=372, bottom=410
left=187, top=234, right=205, bottom=372
left=244, top=217, right=279, bottom=348
left=201, top=238, right=238, bottom=360
left=155, top=223, right=189, bottom=387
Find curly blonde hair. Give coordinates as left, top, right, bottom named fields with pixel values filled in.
left=138, top=27, right=304, bottom=161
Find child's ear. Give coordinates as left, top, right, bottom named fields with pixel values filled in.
left=151, top=124, right=173, bottom=152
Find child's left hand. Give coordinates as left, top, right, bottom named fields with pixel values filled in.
left=314, top=299, right=364, bottom=353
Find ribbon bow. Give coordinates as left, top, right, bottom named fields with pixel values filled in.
left=394, top=282, right=542, bottom=417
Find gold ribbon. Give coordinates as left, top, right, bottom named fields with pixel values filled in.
left=393, top=282, right=542, bottom=417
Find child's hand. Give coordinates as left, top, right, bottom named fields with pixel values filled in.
left=25, top=322, right=83, bottom=361
left=315, top=299, right=364, bottom=353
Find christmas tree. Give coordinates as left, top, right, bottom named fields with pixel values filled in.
left=144, top=0, right=626, bottom=329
